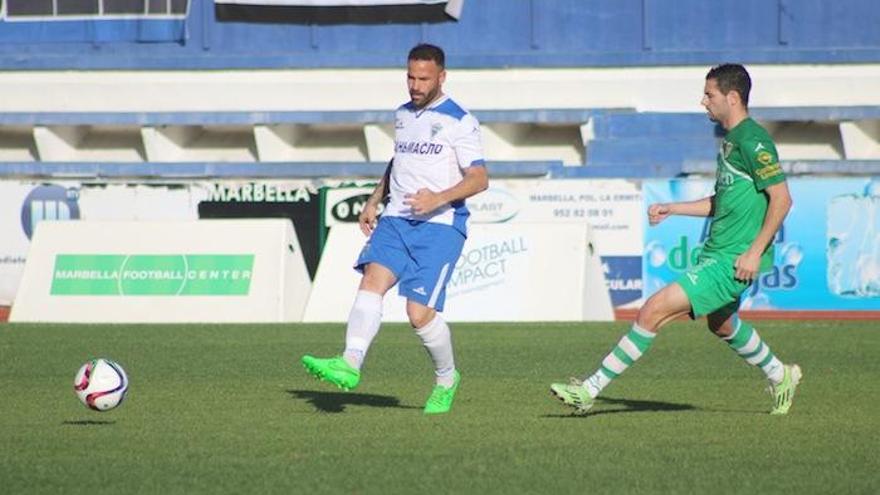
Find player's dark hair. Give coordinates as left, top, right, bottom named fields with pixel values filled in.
left=706, top=64, right=751, bottom=107
left=408, top=43, right=445, bottom=68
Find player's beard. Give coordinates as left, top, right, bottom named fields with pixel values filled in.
left=705, top=108, right=722, bottom=123
left=411, top=85, right=441, bottom=109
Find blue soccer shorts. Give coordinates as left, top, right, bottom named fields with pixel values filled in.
left=355, top=216, right=465, bottom=311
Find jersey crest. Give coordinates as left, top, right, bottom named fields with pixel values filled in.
left=722, top=141, right=734, bottom=159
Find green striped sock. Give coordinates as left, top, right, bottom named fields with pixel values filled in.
left=723, top=317, right=784, bottom=384
left=584, top=323, right=656, bottom=397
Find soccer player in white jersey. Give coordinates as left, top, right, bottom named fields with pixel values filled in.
left=302, top=44, right=488, bottom=414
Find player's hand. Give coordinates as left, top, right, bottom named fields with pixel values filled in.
left=734, top=251, right=761, bottom=282
left=404, top=188, right=444, bottom=216
left=358, top=202, right=380, bottom=236
left=648, top=203, right=672, bottom=226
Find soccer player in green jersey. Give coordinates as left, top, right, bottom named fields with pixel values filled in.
left=551, top=64, right=802, bottom=415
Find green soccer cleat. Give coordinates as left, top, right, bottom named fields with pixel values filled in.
left=769, top=364, right=802, bottom=415
left=301, top=355, right=361, bottom=391
left=550, top=378, right=595, bottom=413
left=424, top=370, right=461, bottom=415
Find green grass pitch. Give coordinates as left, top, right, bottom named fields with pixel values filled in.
left=1, top=321, right=878, bottom=494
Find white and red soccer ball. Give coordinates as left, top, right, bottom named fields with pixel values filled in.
left=74, top=358, right=129, bottom=411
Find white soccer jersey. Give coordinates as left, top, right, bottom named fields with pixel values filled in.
left=384, top=94, right=485, bottom=234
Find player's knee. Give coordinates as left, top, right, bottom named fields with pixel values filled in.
left=406, top=306, right=435, bottom=329
left=359, top=267, right=394, bottom=294
left=635, top=293, right=664, bottom=330
left=359, top=278, right=386, bottom=294
left=707, top=318, right=734, bottom=337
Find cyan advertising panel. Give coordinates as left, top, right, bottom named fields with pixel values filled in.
left=643, top=178, right=880, bottom=311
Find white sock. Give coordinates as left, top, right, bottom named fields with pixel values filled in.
left=342, top=290, right=383, bottom=370
left=584, top=372, right=611, bottom=399
left=415, top=314, right=456, bottom=388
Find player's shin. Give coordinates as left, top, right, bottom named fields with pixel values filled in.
left=722, top=316, right=784, bottom=384
left=584, top=323, right=656, bottom=397
left=415, top=313, right=456, bottom=388
left=342, top=290, right=383, bottom=370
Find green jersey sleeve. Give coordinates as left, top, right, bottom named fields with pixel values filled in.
left=740, top=138, right=785, bottom=190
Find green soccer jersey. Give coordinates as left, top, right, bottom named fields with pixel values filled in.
left=703, top=117, right=786, bottom=270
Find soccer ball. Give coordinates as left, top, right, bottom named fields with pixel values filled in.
left=74, top=358, right=129, bottom=411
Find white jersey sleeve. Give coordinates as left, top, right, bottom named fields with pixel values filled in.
left=452, top=113, right=485, bottom=170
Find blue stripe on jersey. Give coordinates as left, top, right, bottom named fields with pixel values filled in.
left=399, top=101, right=417, bottom=111
left=432, top=99, right=467, bottom=121
left=470, top=159, right=486, bottom=167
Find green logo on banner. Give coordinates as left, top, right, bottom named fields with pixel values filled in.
left=51, top=254, right=254, bottom=296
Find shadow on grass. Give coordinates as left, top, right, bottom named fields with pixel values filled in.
left=62, top=420, right=116, bottom=426
left=543, top=397, right=697, bottom=418
left=288, top=389, right=421, bottom=413
left=698, top=406, right=768, bottom=415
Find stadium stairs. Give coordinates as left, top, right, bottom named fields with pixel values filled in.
left=0, top=106, right=879, bottom=179
left=563, top=106, right=880, bottom=178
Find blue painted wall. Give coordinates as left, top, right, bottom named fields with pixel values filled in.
left=1, top=0, right=879, bottom=69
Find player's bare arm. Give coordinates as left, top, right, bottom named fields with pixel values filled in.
left=403, top=165, right=489, bottom=216
left=648, top=196, right=715, bottom=225
left=358, top=160, right=393, bottom=235
left=735, top=181, right=792, bottom=281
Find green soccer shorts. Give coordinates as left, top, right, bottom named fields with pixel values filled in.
left=675, top=254, right=752, bottom=318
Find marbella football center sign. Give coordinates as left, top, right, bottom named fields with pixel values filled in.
left=11, top=219, right=311, bottom=323
left=50, top=254, right=254, bottom=296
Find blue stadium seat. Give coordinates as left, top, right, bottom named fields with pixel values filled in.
left=592, top=112, right=722, bottom=140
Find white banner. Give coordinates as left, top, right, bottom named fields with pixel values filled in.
left=214, top=0, right=465, bottom=19
left=215, top=0, right=440, bottom=5
left=1, top=178, right=645, bottom=312
left=0, top=181, right=205, bottom=306
left=469, top=179, right=643, bottom=255
left=468, top=178, right=645, bottom=308
left=11, top=219, right=311, bottom=323
left=0, top=183, right=33, bottom=305
left=319, top=179, right=643, bottom=254
left=0, top=182, right=84, bottom=306
left=303, top=223, right=613, bottom=322
left=278, top=178, right=644, bottom=311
